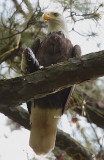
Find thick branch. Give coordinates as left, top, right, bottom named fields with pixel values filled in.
left=56, top=130, right=93, bottom=160
left=0, top=50, right=104, bottom=107
left=0, top=106, right=30, bottom=130
left=0, top=51, right=104, bottom=107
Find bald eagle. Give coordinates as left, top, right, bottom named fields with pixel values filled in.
left=21, top=12, right=81, bottom=155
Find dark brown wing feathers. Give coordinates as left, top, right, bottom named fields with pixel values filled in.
left=36, top=32, right=73, bottom=66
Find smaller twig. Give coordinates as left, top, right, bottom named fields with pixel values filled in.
left=87, top=115, right=103, bottom=150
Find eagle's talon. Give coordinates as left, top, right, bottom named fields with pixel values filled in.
left=39, top=65, right=44, bottom=69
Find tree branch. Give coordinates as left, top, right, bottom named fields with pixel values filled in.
left=12, top=0, right=27, bottom=18
left=69, top=87, right=104, bottom=129
left=0, top=50, right=104, bottom=108
left=0, top=106, right=30, bottom=130
left=56, top=130, right=93, bottom=160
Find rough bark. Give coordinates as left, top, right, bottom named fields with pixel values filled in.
left=56, top=130, right=93, bottom=160
left=0, top=50, right=104, bottom=108
left=0, top=105, right=93, bottom=160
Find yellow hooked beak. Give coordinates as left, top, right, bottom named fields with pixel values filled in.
left=43, top=12, right=54, bottom=21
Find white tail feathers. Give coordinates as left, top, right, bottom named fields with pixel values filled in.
left=29, top=106, right=61, bottom=155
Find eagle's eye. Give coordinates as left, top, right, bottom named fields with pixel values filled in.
left=53, top=12, right=59, bottom=17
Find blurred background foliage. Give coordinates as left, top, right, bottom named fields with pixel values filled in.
left=0, top=0, right=104, bottom=160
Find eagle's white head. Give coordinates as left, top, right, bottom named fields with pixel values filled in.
left=43, top=12, right=69, bottom=39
